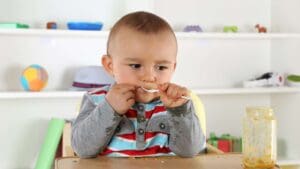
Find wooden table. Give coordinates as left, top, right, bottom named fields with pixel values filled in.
left=55, top=154, right=280, bottom=169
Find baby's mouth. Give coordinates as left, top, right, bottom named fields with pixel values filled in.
left=136, top=85, right=160, bottom=103
left=140, top=83, right=159, bottom=93
left=141, top=86, right=159, bottom=93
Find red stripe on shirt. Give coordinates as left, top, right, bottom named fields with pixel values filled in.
left=90, top=90, right=107, bottom=95
left=125, top=106, right=166, bottom=119
left=125, top=109, right=138, bottom=118
left=145, top=106, right=166, bottom=119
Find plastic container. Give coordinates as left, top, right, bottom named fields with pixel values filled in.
left=242, top=107, right=277, bottom=169
left=0, top=23, right=29, bottom=29
left=67, top=22, right=103, bottom=31
left=287, top=74, right=300, bottom=87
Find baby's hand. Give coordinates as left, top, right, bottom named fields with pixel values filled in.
left=105, top=84, right=136, bottom=115
left=158, top=83, right=189, bottom=108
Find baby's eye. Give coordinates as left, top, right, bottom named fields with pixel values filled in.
left=129, top=64, right=141, bottom=69
left=156, top=65, right=168, bottom=71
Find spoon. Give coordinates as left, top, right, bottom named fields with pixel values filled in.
left=141, top=86, right=159, bottom=93
left=141, top=86, right=190, bottom=100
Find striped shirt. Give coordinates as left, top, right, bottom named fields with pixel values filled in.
left=91, top=88, right=173, bottom=157
left=71, top=86, right=206, bottom=158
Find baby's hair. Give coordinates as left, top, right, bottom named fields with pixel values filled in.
left=107, top=11, right=176, bottom=55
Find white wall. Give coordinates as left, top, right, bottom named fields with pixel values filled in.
left=271, top=0, right=300, bottom=33
left=0, top=35, right=107, bottom=91
left=0, top=0, right=122, bottom=29
left=0, top=98, right=80, bottom=168
left=154, top=0, right=270, bottom=31
left=271, top=0, right=300, bottom=160
left=174, top=39, right=270, bottom=88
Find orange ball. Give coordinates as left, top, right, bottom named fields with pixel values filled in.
left=20, top=64, right=48, bottom=91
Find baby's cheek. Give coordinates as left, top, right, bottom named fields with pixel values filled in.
left=157, top=79, right=170, bottom=85
left=115, top=75, right=137, bottom=84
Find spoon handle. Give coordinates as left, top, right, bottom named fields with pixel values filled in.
left=180, top=96, right=191, bottom=100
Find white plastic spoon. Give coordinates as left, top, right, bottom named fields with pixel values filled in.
left=141, top=86, right=190, bottom=100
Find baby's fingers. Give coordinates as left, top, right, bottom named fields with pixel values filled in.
left=158, top=83, right=169, bottom=92
left=166, top=85, right=179, bottom=98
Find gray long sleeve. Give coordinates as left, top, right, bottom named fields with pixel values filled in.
left=167, top=100, right=206, bottom=157
left=71, top=94, right=122, bottom=158
left=71, top=92, right=206, bottom=158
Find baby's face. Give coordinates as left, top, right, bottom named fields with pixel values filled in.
left=107, top=27, right=177, bottom=89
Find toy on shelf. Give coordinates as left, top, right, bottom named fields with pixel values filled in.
left=207, top=132, right=242, bottom=153
left=287, top=74, right=300, bottom=87
left=223, top=26, right=238, bottom=33
left=70, top=66, right=114, bottom=91
left=255, top=24, right=267, bottom=33
left=243, top=72, right=284, bottom=88
left=20, top=64, right=48, bottom=91
left=0, top=23, right=29, bottom=29
left=46, top=22, right=57, bottom=29
left=67, top=22, right=103, bottom=31
left=183, top=25, right=203, bottom=32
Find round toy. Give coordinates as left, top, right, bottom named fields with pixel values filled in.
left=20, top=64, right=48, bottom=91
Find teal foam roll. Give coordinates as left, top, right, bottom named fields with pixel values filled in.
left=34, top=118, right=65, bottom=169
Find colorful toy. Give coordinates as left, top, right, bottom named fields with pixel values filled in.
left=46, top=22, right=57, bottom=29
left=0, top=23, right=29, bottom=29
left=255, top=24, right=267, bottom=33
left=287, top=74, right=300, bottom=87
left=67, top=22, right=103, bottom=31
left=183, top=25, right=203, bottom=32
left=207, top=132, right=242, bottom=153
left=223, top=26, right=238, bottom=33
left=243, top=72, right=284, bottom=88
left=287, top=74, right=300, bottom=82
left=20, top=64, right=48, bottom=91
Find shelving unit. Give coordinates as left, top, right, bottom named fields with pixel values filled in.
left=1, top=0, right=300, bottom=168
left=2, top=28, right=300, bottom=39
left=0, top=91, right=85, bottom=99
left=193, top=87, right=300, bottom=95
left=1, top=87, right=299, bottom=99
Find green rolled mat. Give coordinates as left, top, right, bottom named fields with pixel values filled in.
left=0, top=23, right=29, bottom=28
left=34, top=118, right=65, bottom=169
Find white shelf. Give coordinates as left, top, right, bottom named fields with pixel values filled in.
left=0, top=28, right=109, bottom=38
left=278, top=158, right=300, bottom=166
left=1, top=87, right=299, bottom=99
left=1, top=29, right=300, bottom=39
left=176, top=32, right=300, bottom=39
left=0, top=91, right=85, bottom=99
left=192, top=87, right=300, bottom=95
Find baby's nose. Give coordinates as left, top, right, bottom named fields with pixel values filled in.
left=141, top=69, right=156, bottom=82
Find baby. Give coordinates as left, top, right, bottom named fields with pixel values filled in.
left=71, top=11, right=206, bottom=157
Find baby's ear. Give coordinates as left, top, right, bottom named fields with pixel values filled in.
left=101, top=55, right=114, bottom=76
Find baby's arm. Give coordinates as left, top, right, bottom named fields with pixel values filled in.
left=159, top=83, right=206, bottom=157
left=71, top=84, right=135, bottom=158
left=167, top=100, right=206, bottom=157
left=71, top=93, right=122, bottom=158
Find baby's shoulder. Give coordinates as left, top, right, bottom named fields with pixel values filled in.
left=88, top=85, right=110, bottom=95
left=87, top=85, right=110, bottom=104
